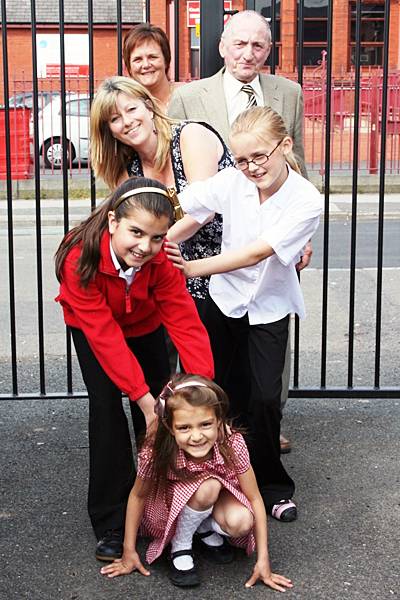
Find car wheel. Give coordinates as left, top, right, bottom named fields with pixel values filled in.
left=42, top=137, right=76, bottom=169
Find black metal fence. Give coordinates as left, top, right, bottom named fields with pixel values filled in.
left=1, top=0, right=399, bottom=400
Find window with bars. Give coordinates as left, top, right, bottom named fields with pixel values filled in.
left=350, top=2, right=384, bottom=66
left=256, top=0, right=281, bottom=65
left=297, top=0, right=328, bottom=66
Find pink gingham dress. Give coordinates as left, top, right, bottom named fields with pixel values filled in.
left=137, top=431, right=256, bottom=564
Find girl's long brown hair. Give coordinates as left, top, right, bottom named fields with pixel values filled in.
left=54, top=177, right=174, bottom=288
left=145, top=374, right=239, bottom=490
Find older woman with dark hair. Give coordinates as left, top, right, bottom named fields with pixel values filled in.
left=123, top=23, right=172, bottom=112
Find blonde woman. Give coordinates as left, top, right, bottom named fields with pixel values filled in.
left=90, top=76, right=234, bottom=309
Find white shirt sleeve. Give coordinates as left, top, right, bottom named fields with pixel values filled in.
left=261, top=196, right=323, bottom=266
left=178, top=168, right=237, bottom=224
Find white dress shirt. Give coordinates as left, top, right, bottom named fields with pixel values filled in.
left=109, top=240, right=139, bottom=288
left=179, top=166, right=323, bottom=325
left=223, top=70, right=263, bottom=125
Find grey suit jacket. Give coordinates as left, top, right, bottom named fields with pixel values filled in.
left=169, top=68, right=307, bottom=177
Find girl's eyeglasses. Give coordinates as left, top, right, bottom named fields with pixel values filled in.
left=234, top=138, right=283, bottom=171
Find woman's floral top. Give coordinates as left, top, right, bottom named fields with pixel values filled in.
left=128, top=121, right=234, bottom=300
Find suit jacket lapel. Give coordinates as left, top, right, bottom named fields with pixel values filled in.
left=260, top=75, right=280, bottom=112
left=199, top=69, right=230, bottom=142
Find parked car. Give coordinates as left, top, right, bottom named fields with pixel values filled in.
left=7, top=91, right=59, bottom=110
left=30, top=94, right=90, bottom=169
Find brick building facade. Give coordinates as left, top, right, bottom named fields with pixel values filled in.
left=0, top=0, right=399, bottom=99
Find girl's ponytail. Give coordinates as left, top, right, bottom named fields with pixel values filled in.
left=285, top=149, right=302, bottom=174
left=54, top=198, right=112, bottom=287
left=230, top=106, right=302, bottom=173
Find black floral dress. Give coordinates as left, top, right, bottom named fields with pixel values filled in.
left=127, top=121, right=234, bottom=300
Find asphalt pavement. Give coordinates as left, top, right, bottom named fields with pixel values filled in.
left=1, top=396, right=399, bottom=600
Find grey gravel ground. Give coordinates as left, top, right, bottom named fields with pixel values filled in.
left=1, top=396, right=399, bottom=600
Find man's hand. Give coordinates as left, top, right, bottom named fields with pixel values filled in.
left=296, top=240, right=313, bottom=272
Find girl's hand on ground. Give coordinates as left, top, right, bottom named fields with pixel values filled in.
left=245, top=562, right=293, bottom=591
left=100, top=552, right=150, bottom=578
left=164, top=241, right=189, bottom=276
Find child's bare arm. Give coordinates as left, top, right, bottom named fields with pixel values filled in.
left=167, top=213, right=214, bottom=244
left=238, top=467, right=293, bottom=591
left=100, top=477, right=151, bottom=578
left=165, top=238, right=274, bottom=278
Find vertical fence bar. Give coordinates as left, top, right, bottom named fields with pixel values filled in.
left=88, top=0, right=96, bottom=212
left=1, top=0, right=18, bottom=394
left=347, top=0, right=363, bottom=388
left=200, top=0, right=224, bottom=78
left=270, top=0, right=277, bottom=74
left=59, top=0, right=72, bottom=394
left=296, top=0, right=304, bottom=86
left=174, top=0, right=180, bottom=82
left=59, top=0, right=68, bottom=224
left=145, top=0, right=150, bottom=21
left=30, top=0, right=46, bottom=394
left=116, top=0, right=123, bottom=76
left=292, top=0, right=305, bottom=387
left=320, top=0, right=334, bottom=388
left=374, top=0, right=391, bottom=388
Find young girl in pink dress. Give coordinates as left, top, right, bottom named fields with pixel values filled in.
left=100, top=374, right=293, bottom=591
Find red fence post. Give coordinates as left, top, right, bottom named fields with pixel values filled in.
left=369, top=75, right=379, bottom=175
left=0, top=107, right=32, bottom=179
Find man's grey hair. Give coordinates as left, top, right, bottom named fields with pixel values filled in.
left=221, top=10, right=271, bottom=44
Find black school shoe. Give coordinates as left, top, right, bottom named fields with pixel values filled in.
left=95, top=529, right=123, bottom=561
left=169, top=550, right=200, bottom=587
left=195, top=531, right=235, bottom=564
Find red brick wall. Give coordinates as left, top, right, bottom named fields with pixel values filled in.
left=389, top=0, right=400, bottom=70
left=0, top=28, right=33, bottom=85
left=332, top=0, right=350, bottom=77
left=150, top=0, right=168, bottom=33
left=281, top=0, right=297, bottom=73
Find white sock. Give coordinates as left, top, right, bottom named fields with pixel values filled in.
left=210, top=517, right=230, bottom=537
left=171, top=505, right=213, bottom=570
left=197, top=515, right=231, bottom=546
left=197, top=515, right=223, bottom=547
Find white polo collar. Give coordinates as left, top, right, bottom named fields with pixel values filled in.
left=109, top=240, right=140, bottom=286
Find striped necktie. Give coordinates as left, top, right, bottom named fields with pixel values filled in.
left=241, top=84, right=257, bottom=109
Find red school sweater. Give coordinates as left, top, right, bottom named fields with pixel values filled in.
left=55, top=230, right=214, bottom=400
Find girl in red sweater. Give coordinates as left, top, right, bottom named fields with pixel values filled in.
left=55, top=176, right=214, bottom=561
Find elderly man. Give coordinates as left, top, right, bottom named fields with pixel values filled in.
left=169, top=10, right=306, bottom=177
left=169, top=10, right=311, bottom=457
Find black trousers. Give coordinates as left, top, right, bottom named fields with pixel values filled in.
left=202, top=295, right=295, bottom=506
left=70, top=326, right=170, bottom=539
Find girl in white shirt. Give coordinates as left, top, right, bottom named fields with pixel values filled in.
left=166, top=106, right=323, bottom=522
